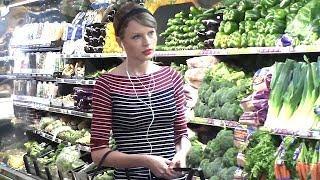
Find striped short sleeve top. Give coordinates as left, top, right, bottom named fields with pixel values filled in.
left=90, top=66, right=188, bottom=179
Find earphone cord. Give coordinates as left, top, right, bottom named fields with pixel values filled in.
left=126, top=65, right=155, bottom=179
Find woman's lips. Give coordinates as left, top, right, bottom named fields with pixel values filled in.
left=142, top=49, right=153, bottom=55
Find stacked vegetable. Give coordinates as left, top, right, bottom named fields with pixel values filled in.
left=264, top=58, right=320, bottom=131
left=285, top=0, right=320, bottom=45
left=194, top=62, right=252, bottom=120
left=243, top=131, right=279, bottom=180
left=159, top=7, right=206, bottom=50
left=239, top=67, right=272, bottom=126
left=244, top=133, right=320, bottom=180
left=187, top=130, right=238, bottom=179
left=73, top=87, right=93, bottom=112
left=103, top=23, right=122, bottom=53
left=214, top=0, right=320, bottom=48
left=197, top=11, right=224, bottom=49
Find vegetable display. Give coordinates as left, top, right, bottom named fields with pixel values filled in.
left=264, top=57, right=320, bottom=131
left=186, top=130, right=238, bottom=179
left=194, top=62, right=252, bottom=120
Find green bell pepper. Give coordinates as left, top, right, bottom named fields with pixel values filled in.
left=241, top=33, right=248, bottom=47
left=265, top=34, right=280, bottom=46
left=223, top=21, right=239, bottom=35
left=261, top=0, right=280, bottom=8
left=286, top=13, right=296, bottom=24
left=280, top=0, right=291, bottom=8
left=237, top=0, right=254, bottom=11
left=223, top=9, right=244, bottom=22
left=239, top=21, right=246, bottom=34
left=260, top=8, right=268, bottom=17
left=214, top=32, right=228, bottom=48
left=227, top=32, right=242, bottom=48
left=256, top=34, right=266, bottom=47
left=218, top=21, right=226, bottom=32
left=245, top=21, right=256, bottom=32
left=247, top=30, right=258, bottom=47
left=265, top=9, right=275, bottom=20
left=274, top=9, right=287, bottom=20
left=302, top=32, right=319, bottom=45
left=255, top=18, right=267, bottom=33
left=289, top=2, right=304, bottom=13
left=244, top=9, right=260, bottom=21
left=265, top=20, right=285, bottom=34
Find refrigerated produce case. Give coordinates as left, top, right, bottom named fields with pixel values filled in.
left=1, top=0, right=320, bottom=180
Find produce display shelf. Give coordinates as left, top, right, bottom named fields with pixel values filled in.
left=188, top=117, right=240, bottom=129
left=31, top=129, right=91, bottom=152
left=0, top=75, right=16, bottom=79
left=0, top=56, right=14, bottom=62
left=60, top=53, right=126, bottom=59
left=0, top=164, right=42, bottom=180
left=262, top=127, right=320, bottom=140
left=56, top=78, right=96, bottom=85
left=60, top=45, right=320, bottom=58
left=12, top=96, right=93, bottom=119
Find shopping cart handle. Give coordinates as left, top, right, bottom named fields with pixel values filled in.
left=173, top=168, right=205, bottom=180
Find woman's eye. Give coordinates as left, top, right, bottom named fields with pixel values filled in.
left=148, top=31, right=155, bottom=36
left=132, top=35, right=141, bottom=39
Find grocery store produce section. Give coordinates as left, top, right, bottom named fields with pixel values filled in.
left=1, top=0, right=320, bottom=179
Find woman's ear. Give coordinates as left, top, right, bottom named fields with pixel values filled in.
left=116, top=37, right=123, bottom=49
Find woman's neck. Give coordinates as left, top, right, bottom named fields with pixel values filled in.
left=126, top=59, right=152, bottom=76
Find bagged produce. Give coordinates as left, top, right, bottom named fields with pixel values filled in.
left=240, top=93, right=269, bottom=112
left=252, top=67, right=272, bottom=92
left=186, top=56, right=219, bottom=69
left=239, top=108, right=268, bottom=126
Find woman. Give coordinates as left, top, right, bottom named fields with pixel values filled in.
left=90, top=2, right=191, bottom=179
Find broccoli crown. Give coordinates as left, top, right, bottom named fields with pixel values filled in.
left=186, top=145, right=203, bottom=168
left=218, top=166, right=237, bottom=180
left=209, top=176, right=220, bottom=180
left=222, top=147, right=238, bottom=167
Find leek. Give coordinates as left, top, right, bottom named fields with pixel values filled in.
left=265, top=60, right=294, bottom=128
left=290, top=62, right=318, bottom=130
left=278, top=63, right=306, bottom=123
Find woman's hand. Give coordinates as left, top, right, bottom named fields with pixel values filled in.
left=144, top=155, right=173, bottom=179
left=167, top=151, right=187, bottom=178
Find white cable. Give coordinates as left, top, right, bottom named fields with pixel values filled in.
left=126, top=61, right=155, bottom=179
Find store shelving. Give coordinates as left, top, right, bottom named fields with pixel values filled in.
left=0, top=56, right=14, bottom=62
left=56, top=78, right=96, bottom=85
left=60, top=53, right=126, bottom=59
left=30, top=129, right=91, bottom=152
left=12, top=95, right=93, bottom=119
left=58, top=45, right=320, bottom=59
left=188, top=117, right=240, bottom=129
left=0, top=163, right=41, bottom=180
left=0, top=74, right=15, bottom=79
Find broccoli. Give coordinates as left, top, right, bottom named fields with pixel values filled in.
left=194, top=101, right=206, bottom=117
left=210, top=157, right=224, bottom=176
left=198, top=83, right=210, bottom=102
left=222, top=147, right=238, bottom=167
left=203, top=130, right=234, bottom=160
left=209, top=176, right=220, bottom=180
left=208, top=93, right=216, bottom=109
left=218, top=166, right=237, bottom=180
left=202, top=157, right=223, bottom=179
left=199, top=159, right=211, bottom=178
left=219, top=87, right=239, bottom=105
left=204, top=86, right=214, bottom=104
left=186, top=145, right=203, bottom=168
left=220, top=102, right=243, bottom=120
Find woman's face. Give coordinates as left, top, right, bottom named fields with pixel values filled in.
left=121, top=20, right=157, bottom=62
